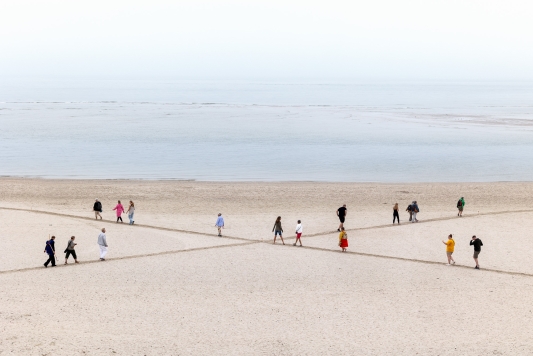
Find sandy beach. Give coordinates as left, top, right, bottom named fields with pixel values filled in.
left=1, top=178, right=533, bottom=355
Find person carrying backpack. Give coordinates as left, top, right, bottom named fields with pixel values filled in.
left=406, top=202, right=414, bottom=222
left=457, top=197, right=465, bottom=217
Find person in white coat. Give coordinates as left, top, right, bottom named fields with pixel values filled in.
left=293, top=220, right=303, bottom=247
left=98, top=228, right=108, bottom=261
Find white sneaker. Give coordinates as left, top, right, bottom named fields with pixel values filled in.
left=446, top=263, right=451, bottom=266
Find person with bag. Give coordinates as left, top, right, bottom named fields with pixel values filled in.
left=406, top=202, right=413, bottom=222
left=64, top=236, right=79, bottom=264
left=339, top=227, right=348, bottom=252
left=457, top=197, right=465, bottom=217
left=44, top=235, right=56, bottom=268
left=411, top=201, right=420, bottom=223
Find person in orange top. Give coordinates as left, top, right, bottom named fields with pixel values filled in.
left=339, top=227, right=348, bottom=252
left=442, top=234, right=456, bottom=265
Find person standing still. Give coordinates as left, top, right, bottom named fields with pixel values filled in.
left=293, top=220, right=303, bottom=246
left=457, top=197, right=465, bottom=217
left=406, top=202, right=413, bottom=222
left=470, top=235, right=483, bottom=269
left=126, top=200, right=135, bottom=225
left=44, top=235, right=56, bottom=267
left=337, top=204, right=347, bottom=232
left=64, top=236, right=79, bottom=264
left=393, top=203, right=400, bottom=224
left=412, top=201, right=420, bottom=223
left=113, top=200, right=124, bottom=223
left=215, top=213, right=225, bottom=237
left=442, top=234, right=456, bottom=265
left=98, top=228, right=108, bottom=261
left=272, top=216, right=285, bottom=245
left=93, top=199, right=103, bottom=220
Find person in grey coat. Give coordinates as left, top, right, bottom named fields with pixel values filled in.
left=98, top=228, right=108, bottom=261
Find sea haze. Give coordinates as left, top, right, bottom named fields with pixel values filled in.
left=1, top=78, right=532, bottom=182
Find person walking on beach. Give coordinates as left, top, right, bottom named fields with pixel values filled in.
left=293, top=220, right=303, bottom=246
left=442, top=234, right=456, bottom=265
left=337, top=204, right=347, bottom=232
left=457, top=197, right=465, bottom=217
left=98, top=228, right=108, bottom=261
left=44, top=235, right=56, bottom=267
left=393, top=203, right=400, bottom=224
left=64, top=236, right=79, bottom=264
left=406, top=202, right=413, bottom=222
left=470, top=235, right=483, bottom=269
left=113, top=200, right=124, bottom=223
left=339, top=227, right=348, bottom=252
left=126, top=200, right=135, bottom=225
left=93, top=199, right=103, bottom=220
left=411, top=201, right=420, bottom=223
left=215, top=213, right=225, bottom=237
left=272, top=216, right=285, bottom=245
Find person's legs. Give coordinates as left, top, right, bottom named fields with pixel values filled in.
left=412, top=212, right=417, bottom=222
left=72, top=250, right=78, bottom=263
left=95, top=211, right=98, bottom=220
left=118, top=216, right=123, bottom=222
left=279, top=233, right=285, bottom=245
left=473, top=251, right=480, bottom=268
left=99, top=245, right=108, bottom=259
left=217, top=226, right=222, bottom=236
left=409, top=211, right=412, bottom=221
left=96, top=211, right=102, bottom=220
left=65, top=250, right=71, bottom=264
left=44, top=254, right=53, bottom=267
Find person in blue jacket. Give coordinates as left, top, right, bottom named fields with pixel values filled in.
left=44, top=235, right=56, bottom=267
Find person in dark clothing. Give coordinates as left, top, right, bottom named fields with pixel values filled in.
left=406, top=202, right=413, bottom=222
left=44, top=235, right=56, bottom=267
left=64, top=236, right=79, bottom=264
left=470, top=235, right=483, bottom=269
left=93, top=199, right=103, bottom=220
left=393, top=203, right=400, bottom=224
left=337, top=204, right=347, bottom=232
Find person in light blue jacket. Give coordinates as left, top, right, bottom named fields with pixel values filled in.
left=215, top=213, right=225, bottom=237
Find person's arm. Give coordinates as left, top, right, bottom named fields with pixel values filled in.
left=470, top=240, right=474, bottom=245
left=345, top=210, right=347, bottom=217
left=480, top=240, right=483, bottom=246
left=337, top=209, right=339, bottom=217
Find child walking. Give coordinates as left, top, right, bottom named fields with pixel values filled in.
left=293, top=220, right=303, bottom=246
left=442, top=234, right=456, bottom=265
left=339, top=227, right=348, bottom=252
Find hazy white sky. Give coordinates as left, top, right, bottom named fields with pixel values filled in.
left=1, top=0, right=532, bottom=80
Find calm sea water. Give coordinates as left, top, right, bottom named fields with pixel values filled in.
left=1, top=78, right=532, bottom=181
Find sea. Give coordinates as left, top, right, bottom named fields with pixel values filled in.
left=1, top=78, right=532, bottom=182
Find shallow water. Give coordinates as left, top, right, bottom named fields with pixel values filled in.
left=1, top=78, right=532, bottom=181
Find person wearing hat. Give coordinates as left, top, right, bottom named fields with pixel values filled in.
left=215, top=213, right=225, bottom=237
left=93, top=199, right=103, bottom=220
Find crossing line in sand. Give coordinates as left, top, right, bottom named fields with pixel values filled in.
left=0, top=241, right=260, bottom=276
left=1, top=206, right=533, bottom=278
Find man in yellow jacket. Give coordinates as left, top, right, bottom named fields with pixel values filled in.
left=442, top=234, right=456, bottom=265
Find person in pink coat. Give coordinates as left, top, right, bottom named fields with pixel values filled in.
left=113, top=200, right=125, bottom=223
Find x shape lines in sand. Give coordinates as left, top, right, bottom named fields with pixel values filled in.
left=1, top=207, right=532, bottom=278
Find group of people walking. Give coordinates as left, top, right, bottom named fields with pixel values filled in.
left=93, top=199, right=136, bottom=224
left=44, top=228, right=109, bottom=266
left=45, top=196, right=483, bottom=269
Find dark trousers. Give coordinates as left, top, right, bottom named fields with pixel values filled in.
left=393, top=210, right=400, bottom=224
left=65, top=250, right=77, bottom=260
left=45, top=254, right=56, bottom=267
left=117, top=216, right=123, bottom=222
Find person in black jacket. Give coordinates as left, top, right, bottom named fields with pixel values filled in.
left=470, top=235, right=483, bottom=269
left=93, top=199, right=103, bottom=220
left=44, top=236, right=56, bottom=267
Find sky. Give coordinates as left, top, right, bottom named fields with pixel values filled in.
left=1, top=0, right=532, bottom=80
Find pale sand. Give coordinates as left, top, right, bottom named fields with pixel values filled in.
left=1, top=178, right=533, bottom=355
